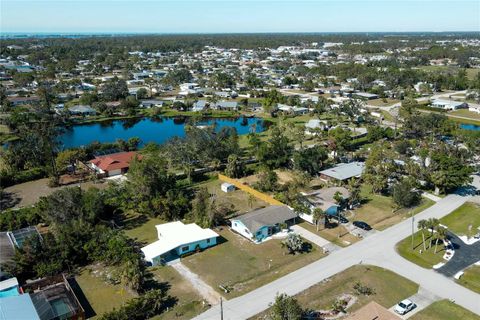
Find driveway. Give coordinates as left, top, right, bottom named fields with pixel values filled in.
left=290, top=225, right=341, bottom=253
left=437, top=232, right=480, bottom=277
left=194, top=192, right=479, bottom=320
left=387, top=287, right=441, bottom=319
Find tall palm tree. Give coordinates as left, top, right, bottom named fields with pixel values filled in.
left=417, top=219, right=428, bottom=251
left=434, top=227, right=448, bottom=254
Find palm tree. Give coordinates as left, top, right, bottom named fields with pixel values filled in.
left=313, top=208, right=325, bottom=231
left=434, top=227, right=448, bottom=254
left=417, top=219, right=428, bottom=251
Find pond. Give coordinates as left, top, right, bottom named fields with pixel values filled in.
left=459, top=123, right=480, bottom=131
left=59, top=116, right=267, bottom=149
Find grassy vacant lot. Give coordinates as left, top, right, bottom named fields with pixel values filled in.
left=450, top=109, right=480, bottom=121
left=457, top=265, right=480, bottom=294
left=200, top=179, right=269, bottom=216
left=299, top=221, right=359, bottom=247
left=410, top=300, right=480, bottom=320
left=352, top=185, right=435, bottom=230
left=252, top=265, right=418, bottom=319
left=367, top=98, right=400, bottom=107
left=150, top=266, right=207, bottom=320
left=182, top=228, right=325, bottom=298
left=396, top=231, right=444, bottom=269
left=440, top=202, right=480, bottom=237
left=75, top=267, right=136, bottom=319
left=418, top=65, right=480, bottom=80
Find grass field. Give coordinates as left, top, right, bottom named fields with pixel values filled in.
left=351, top=185, right=435, bottom=230
left=418, top=66, right=480, bottom=80
left=252, top=265, right=419, bottom=319
left=440, top=202, right=480, bottom=237
left=396, top=231, right=445, bottom=269
left=122, top=213, right=166, bottom=245
left=456, top=264, right=480, bottom=294
left=367, top=98, right=400, bottom=107
left=410, top=300, right=480, bottom=320
left=150, top=266, right=207, bottom=320
left=450, top=110, right=480, bottom=121
left=182, top=228, right=325, bottom=298
left=75, top=267, right=137, bottom=319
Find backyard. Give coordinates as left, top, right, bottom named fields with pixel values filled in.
left=410, top=300, right=480, bottom=320
left=182, top=228, right=325, bottom=298
left=252, top=265, right=419, bottom=319
left=396, top=231, right=445, bottom=269
left=351, top=185, right=435, bottom=230
left=456, top=264, right=480, bottom=294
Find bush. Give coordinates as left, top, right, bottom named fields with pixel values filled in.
left=0, top=167, right=47, bottom=188
left=353, top=281, right=375, bottom=296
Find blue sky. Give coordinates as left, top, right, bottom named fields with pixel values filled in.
left=1, top=1, right=479, bottom=33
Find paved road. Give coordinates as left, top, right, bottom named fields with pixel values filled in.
left=437, top=232, right=480, bottom=277
left=194, top=192, right=479, bottom=320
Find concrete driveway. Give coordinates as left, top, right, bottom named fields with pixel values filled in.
left=387, top=287, right=441, bottom=319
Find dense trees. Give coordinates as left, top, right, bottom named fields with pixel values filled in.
left=292, top=145, right=328, bottom=176
left=392, top=179, right=421, bottom=209
left=102, top=77, right=128, bottom=101
left=268, top=293, right=304, bottom=320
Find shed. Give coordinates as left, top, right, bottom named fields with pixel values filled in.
left=221, top=182, right=235, bottom=193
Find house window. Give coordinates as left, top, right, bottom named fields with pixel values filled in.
left=181, top=246, right=189, bottom=252
left=206, top=239, right=211, bottom=244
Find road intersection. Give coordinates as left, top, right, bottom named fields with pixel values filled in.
left=194, top=191, right=479, bottom=319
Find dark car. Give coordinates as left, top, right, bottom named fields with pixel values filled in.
left=353, top=221, right=372, bottom=231
left=331, top=214, right=349, bottom=224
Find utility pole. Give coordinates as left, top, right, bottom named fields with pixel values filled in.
left=220, top=297, right=224, bottom=320
left=411, top=212, right=415, bottom=250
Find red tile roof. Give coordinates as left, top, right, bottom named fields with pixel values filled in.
left=90, top=151, right=141, bottom=172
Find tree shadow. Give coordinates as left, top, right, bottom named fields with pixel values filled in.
left=0, top=191, right=21, bottom=210
left=118, top=213, right=149, bottom=231
left=68, top=277, right=96, bottom=319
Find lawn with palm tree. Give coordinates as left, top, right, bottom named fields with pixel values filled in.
left=396, top=218, right=449, bottom=269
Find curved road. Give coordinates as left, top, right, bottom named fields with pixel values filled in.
left=194, top=192, right=480, bottom=320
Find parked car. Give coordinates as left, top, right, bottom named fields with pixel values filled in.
left=331, top=214, right=349, bottom=224
left=353, top=221, right=372, bottom=231
left=394, top=299, right=415, bottom=315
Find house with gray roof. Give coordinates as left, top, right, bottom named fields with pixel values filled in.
left=231, top=206, right=297, bottom=243
left=319, top=161, right=365, bottom=182
left=214, top=101, right=238, bottom=111
left=69, top=105, right=96, bottom=116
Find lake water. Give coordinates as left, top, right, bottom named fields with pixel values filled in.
left=459, top=123, right=480, bottom=131
left=59, top=116, right=266, bottom=149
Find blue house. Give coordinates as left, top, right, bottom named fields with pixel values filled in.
left=231, top=206, right=297, bottom=243
left=141, top=221, right=219, bottom=266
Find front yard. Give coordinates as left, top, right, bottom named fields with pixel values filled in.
left=396, top=231, right=445, bottom=269
left=351, top=185, right=435, bottom=230
left=252, top=265, right=418, bottom=319
left=298, top=221, right=359, bottom=247
left=410, top=300, right=480, bottom=320
left=440, top=202, right=480, bottom=238
left=182, top=228, right=325, bottom=298
left=456, top=264, right=480, bottom=294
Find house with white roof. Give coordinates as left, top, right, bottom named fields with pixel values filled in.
left=319, top=162, right=365, bottom=182
left=431, top=99, right=467, bottom=110
left=141, top=221, right=219, bottom=266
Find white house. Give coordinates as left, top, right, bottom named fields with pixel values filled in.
left=141, top=221, right=219, bottom=266
left=468, top=104, right=480, bottom=114
left=431, top=99, right=468, bottom=110
left=231, top=206, right=297, bottom=243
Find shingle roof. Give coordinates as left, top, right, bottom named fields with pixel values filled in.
left=233, top=206, right=297, bottom=233
left=89, top=151, right=141, bottom=172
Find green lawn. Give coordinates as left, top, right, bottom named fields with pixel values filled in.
left=440, top=202, right=480, bottom=237
left=450, top=110, right=480, bottom=121
left=252, top=265, right=419, bottom=319
left=418, top=66, right=480, bottom=80
left=457, top=265, right=480, bottom=294
left=352, top=185, right=435, bottom=230
left=410, top=300, right=480, bottom=320
left=75, top=267, right=137, bottom=319
left=122, top=212, right=166, bottom=245
left=298, top=221, right=359, bottom=247
left=367, top=98, right=400, bottom=107
left=182, top=228, right=325, bottom=298
left=396, top=231, right=445, bottom=269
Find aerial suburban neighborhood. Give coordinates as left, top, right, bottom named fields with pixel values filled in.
left=0, top=1, right=480, bottom=320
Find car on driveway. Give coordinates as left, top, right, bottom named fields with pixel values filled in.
left=353, top=220, right=372, bottom=230
left=394, top=299, right=416, bottom=315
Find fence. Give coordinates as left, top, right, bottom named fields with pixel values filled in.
left=218, top=174, right=285, bottom=206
